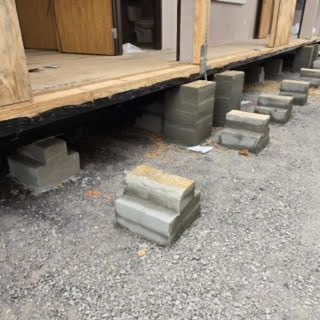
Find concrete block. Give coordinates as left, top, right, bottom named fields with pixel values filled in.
left=255, top=94, right=293, bottom=123
left=219, top=127, right=269, bottom=154
left=213, top=70, right=244, bottom=126
left=280, top=80, right=310, bottom=105
left=280, top=80, right=310, bottom=93
left=164, top=80, right=215, bottom=145
left=218, top=110, right=270, bottom=153
left=115, top=165, right=200, bottom=245
left=312, top=44, right=320, bottom=63
left=257, top=94, right=293, bottom=109
left=255, top=105, right=291, bottom=123
left=300, top=68, right=320, bottom=87
left=136, top=113, right=163, bottom=133
left=292, top=46, right=315, bottom=72
left=264, top=59, right=283, bottom=78
left=164, top=114, right=212, bottom=146
left=226, top=110, right=270, bottom=133
left=313, top=59, right=320, bottom=69
left=8, top=138, right=80, bottom=193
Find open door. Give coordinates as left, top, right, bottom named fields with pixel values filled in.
left=0, top=0, right=32, bottom=107
left=54, top=0, right=118, bottom=55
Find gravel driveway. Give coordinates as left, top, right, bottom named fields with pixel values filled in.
left=0, top=77, right=320, bottom=320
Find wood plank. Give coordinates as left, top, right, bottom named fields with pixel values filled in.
left=54, top=0, right=115, bottom=55
left=1, top=37, right=319, bottom=123
left=15, top=0, right=58, bottom=50
left=269, top=0, right=297, bottom=48
left=258, top=0, right=273, bottom=39
left=0, top=0, right=32, bottom=107
left=268, top=0, right=281, bottom=47
left=193, top=0, right=211, bottom=64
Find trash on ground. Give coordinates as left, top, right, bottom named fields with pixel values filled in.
left=187, top=145, right=213, bottom=154
left=123, top=43, right=144, bottom=54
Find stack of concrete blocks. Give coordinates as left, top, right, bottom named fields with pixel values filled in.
left=300, top=68, right=320, bottom=87
left=245, top=65, right=265, bottom=84
left=280, top=80, right=310, bottom=105
left=292, top=46, right=315, bottom=72
left=218, top=110, right=270, bottom=153
left=264, top=59, right=283, bottom=79
left=8, top=137, right=80, bottom=193
left=136, top=101, right=164, bottom=133
left=213, top=70, right=245, bottom=127
left=255, top=94, right=293, bottom=123
left=311, top=44, right=320, bottom=64
left=313, top=59, right=320, bottom=69
left=115, top=164, right=200, bottom=246
left=164, top=80, right=215, bottom=146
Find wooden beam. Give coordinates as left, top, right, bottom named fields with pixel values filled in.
left=0, top=0, right=32, bottom=107
left=179, top=0, right=210, bottom=64
left=258, top=0, right=273, bottom=39
left=269, top=0, right=297, bottom=48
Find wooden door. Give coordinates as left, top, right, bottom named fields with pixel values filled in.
left=54, top=0, right=116, bottom=55
left=15, top=0, right=59, bottom=50
left=0, top=0, right=32, bottom=107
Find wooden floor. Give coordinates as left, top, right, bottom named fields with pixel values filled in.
left=1, top=37, right=319, bottom=124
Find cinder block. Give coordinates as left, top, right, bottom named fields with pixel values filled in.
left=164, top=115, right=212, bottom=146
left=279, top=80, right=310, bottom=106
left=218, top=110, right=270, bottom=153
left=313, top=60, right=320, bottom=69
left=115, top=165, right=201, bottom=246
left=264, top=59, right=283, bottom=78
left=226, top=110, right=270, bottom=133
left=292, top=46, right=315, bottom=72
left=8, top=138, right=80, bottom=193
left=300, top=68, right=320, bottom=87
left=255, top=94, right=293, bottom=123
left=164, top=80, right=215, bottom=145
left=213, top=70, right=245, bottom=126
left=312, top=44, right=320, bottom=63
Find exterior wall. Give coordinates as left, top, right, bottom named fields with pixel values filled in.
left=299, top=0, right=320, bottom=39
left=161, top=0, right=178, bottom=49
left=209, top=0, right=259, bottom=46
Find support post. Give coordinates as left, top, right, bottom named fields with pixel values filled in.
left=269, top=0, right=297, bottom=48
left=0, top=0, right=32, bottom=107
left=179, top=0, right=210, bottom=64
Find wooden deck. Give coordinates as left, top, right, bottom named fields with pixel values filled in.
left=0, top=37, right=319, bottom=125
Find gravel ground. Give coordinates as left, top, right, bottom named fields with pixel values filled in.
left=1, top=76, right=320, bottom=320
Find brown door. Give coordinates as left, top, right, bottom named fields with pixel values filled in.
left=54, top=0, right=116, bottom=55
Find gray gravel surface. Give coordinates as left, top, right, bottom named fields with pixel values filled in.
left=1, top=77, right=320, bottom=320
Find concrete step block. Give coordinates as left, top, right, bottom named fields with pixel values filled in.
left=164, top=115, right=212, bottom=146
left=313, top=59, right=320, bottom=69
left=8, top=151, right=80, bottom=193
left=300, top=68, right=320, bottom=78
left=219, top=127, right=269, bottom=154
left=255, top=105, right=291, bottom=123
left=312, top=44, right=320, bottom=63
left=279, top=91, right=308, bottom=106
left=257, top=94, right=293, bottom=109
left=280, top=80, right=310, bottom=93
left=18, top=137, right=68, bottom=164
left=116, top=165, right=200, bottom=245
left=125, top=164, right=195, bottom=213
left=225, top=110, right=270, bottom=134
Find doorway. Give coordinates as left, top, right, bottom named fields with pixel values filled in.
left=119, top=0, right=162, bottom=51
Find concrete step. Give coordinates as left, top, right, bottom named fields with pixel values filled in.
left=219, top=127, right=269, bottom=154
left=280, top=80, right=310, bottom=93
left=225, top=110, right=270, bottom=133
left=125, top=165, right=195, bottom=213
left=257, top=94, right=293, bottom=109
left=255, top=105, right=291, bottom=123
